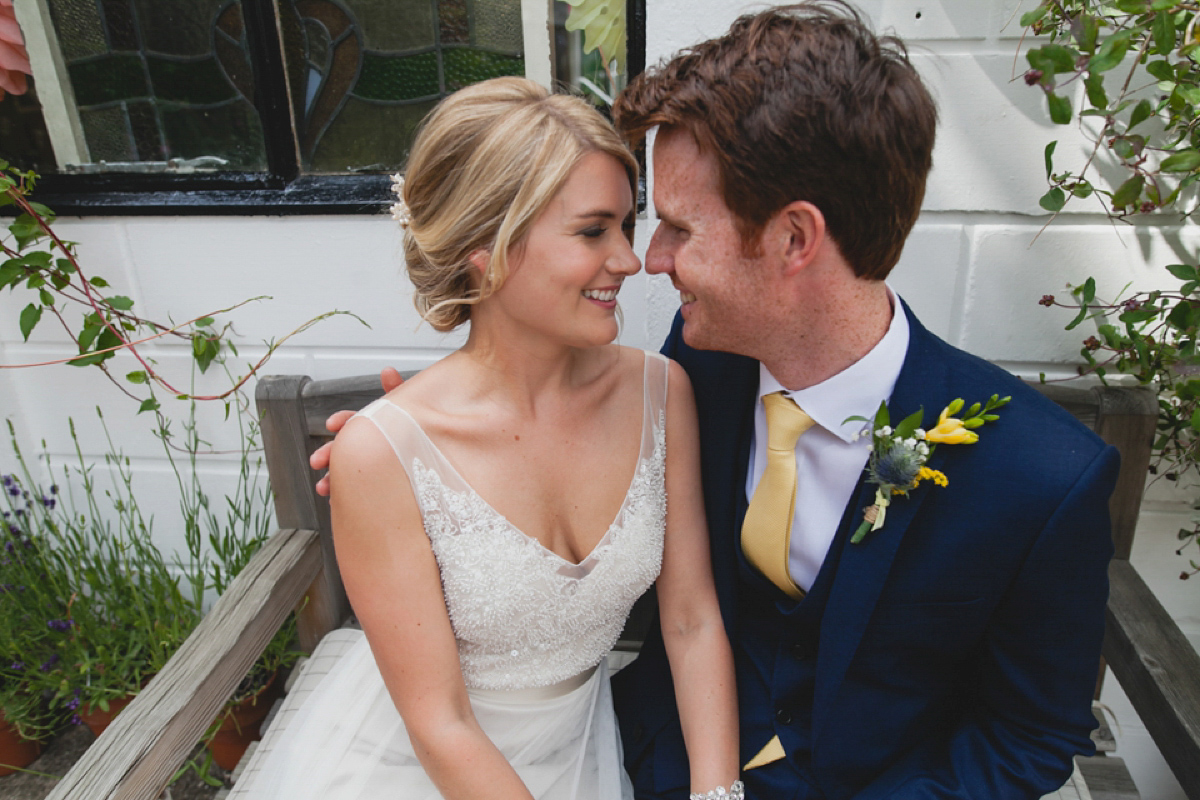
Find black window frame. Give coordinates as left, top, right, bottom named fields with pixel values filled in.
left=14, top=0, right=645, bottom=217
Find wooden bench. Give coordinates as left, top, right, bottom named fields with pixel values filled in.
left=42, top=376, right=1200, bottom=800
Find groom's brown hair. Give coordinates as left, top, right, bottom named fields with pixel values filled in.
left=615, top=1, right=936, bottom=280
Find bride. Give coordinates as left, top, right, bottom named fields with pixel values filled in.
left=242, top=77, right=739, bottom=800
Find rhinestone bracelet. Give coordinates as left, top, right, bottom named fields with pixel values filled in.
left=690, top=780, right=744, bottom=800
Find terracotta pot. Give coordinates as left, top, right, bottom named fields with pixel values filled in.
left=207, top=672, right=277, bottom=772
left=79, top=693, right=136, bottom=737
left=0, top=710, right=43, bottom=778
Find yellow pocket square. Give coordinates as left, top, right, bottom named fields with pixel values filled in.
left=743, top=734, right=786, bottom=770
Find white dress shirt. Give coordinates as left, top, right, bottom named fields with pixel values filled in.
left=745, top=292, right=910, bottom=592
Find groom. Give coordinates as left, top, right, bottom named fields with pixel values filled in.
left=605, top=3, right=1117, bottom=799
left=313, top=3, right=1117, bottom=797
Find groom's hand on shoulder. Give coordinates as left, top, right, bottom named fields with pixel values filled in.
left=312, top=367, right=406, bottom=496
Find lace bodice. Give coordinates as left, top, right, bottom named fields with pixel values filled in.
left=356, top=352, right=668, bottom=691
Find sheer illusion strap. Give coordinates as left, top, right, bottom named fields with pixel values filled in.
left=642, top=351, right=669, bottom=464
left=354, top=399, right=467, bottom=497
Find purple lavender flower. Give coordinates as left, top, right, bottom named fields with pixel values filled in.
left=6, top=485, right=18, bottom=497
left=39, top=653, right=60, bottom=671
left=49, top=484, right=58, bottom=495
left=47, top=618, right=74, bottom=632
left=41, top=496, right=55, bottom=509
left=66, top=689, right=81, bottom=711
left=10, top=661, right=24, bottom=670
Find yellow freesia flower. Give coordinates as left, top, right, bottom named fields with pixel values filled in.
left=563, top=0, right=626, bottom=73
left=925, top=407, right=979, bottom=445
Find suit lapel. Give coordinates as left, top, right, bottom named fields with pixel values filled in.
left=814, top=305, right=956, bottom=726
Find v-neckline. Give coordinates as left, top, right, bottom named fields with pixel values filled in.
left=389, top=357, right=650, bottom=569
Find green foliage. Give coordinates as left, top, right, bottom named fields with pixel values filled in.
left=1, top=163, right=364, bottom=410
left=1026, top=2, right=1200, bottom=578
left=0, top=397, right=301, bottom=754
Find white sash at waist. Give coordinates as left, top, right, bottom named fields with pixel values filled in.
left=469, top=661, right=601, bottom=704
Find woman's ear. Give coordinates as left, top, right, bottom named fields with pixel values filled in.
left=468, top=248, right=491, bottom=274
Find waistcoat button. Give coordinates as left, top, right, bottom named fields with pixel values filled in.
left=775, top=704, right=793, bottom=725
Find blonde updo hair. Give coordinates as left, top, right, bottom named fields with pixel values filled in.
left=399, top=77, right=638, bottom=331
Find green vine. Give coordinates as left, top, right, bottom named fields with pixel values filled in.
left=1, top=161, right=365, bottom=417
left=1024, top=0, right=1200, bottom=579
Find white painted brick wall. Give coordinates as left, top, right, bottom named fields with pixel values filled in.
left=1, top=2, right=1193, bottom=795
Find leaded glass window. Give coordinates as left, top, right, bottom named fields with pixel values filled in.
left=0, top=0, right=641, bottom=211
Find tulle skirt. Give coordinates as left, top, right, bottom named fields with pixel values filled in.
left=240, top=631, right=633, bottom=800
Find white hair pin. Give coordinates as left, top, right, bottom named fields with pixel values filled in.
left=390, top=172, right=412, bottom=229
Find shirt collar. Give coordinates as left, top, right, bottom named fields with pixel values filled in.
left=758, top=288, right=910, bottom=444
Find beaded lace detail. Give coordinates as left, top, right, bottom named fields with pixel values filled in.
left=357, top=352, right=668, bottom=691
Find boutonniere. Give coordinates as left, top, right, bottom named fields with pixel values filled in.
left=845, top=394, right=1010, bottom=544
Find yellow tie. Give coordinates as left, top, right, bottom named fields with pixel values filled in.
left=741, top=391, right=814, bottom=600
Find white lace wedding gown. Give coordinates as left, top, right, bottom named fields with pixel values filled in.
left=241, top=351, right=668, bottom=800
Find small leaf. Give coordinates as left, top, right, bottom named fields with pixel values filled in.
left=1044, top=141, right=1057, bottom=179
left=1119, top=308, right=1159, bottom=324
left=89, top=276, right=109, bottom=288
left=1152, top=10, right=1175, bottom=55
left=1020, top=6, right=1048, bottom=27
left=1034, top=44, right=1079, bottom=75
left=873, top=400, right=890, bottom=430
left=1040, top=186, right=1067, bottom=212
left=1112, top=138, right=1136, bottom=160
left=1085, top=72, right=1108, bottom=110
left=138, top=398, right=160, bottom=414
left=894, top=408, right=925, bottom=440
left=1111, top=174, right=1145, bottom=208
left=1128, top=98, right=1154, bottom=130
left=0, top=259, right=23, bottom=289
left=1077, top=14, right=1100, bottom=53
left=1146, top=59, right=1174, bottom=82
left=19, top=303, right=41, bottom=340
left=195, top=316, right=214, bottom=327
left=1047, top=92, right=1071, bottom=124
left=38, top=288, right=53, bottom=306
left=126, top=370, right=148, bottom=385
left=1162, top=150, right=1200, bottom=172
left=1081, top=277, right=1097, bottom=304
left=107, top=295, right=134, bottom=311
left=1089, top=31, right=1131, bottom=74
left=67, top=352, right=106, bottom=367
left=1167, top=264, right=1198, bottom=281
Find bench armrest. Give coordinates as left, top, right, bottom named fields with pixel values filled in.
left=46, top=527, right=322, bottom=800
left=1104, top=559, right=1200, bottom=797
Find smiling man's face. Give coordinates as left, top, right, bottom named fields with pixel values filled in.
left=645, top=127, right=776, bottom=358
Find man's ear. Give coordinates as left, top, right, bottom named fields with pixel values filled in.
left=774, top=201, right=826, bottom=276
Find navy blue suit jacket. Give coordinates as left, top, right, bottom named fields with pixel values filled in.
left=613, top=305, right=1119, bottom=799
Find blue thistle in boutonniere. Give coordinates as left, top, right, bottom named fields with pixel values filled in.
left=846, top=394, right=1010, bottom=544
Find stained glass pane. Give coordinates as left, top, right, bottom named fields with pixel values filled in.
left=0, top=80, right=56, bottom=174
left=42, top=0, right=267, bottom=172
left=280, top=0, right=524, bottom=174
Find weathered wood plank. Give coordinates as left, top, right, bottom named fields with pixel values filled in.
left=258, top=376, right=348, bottom=650
left=1093, top=389, right=1158, bottom=560
left=45, top=528, right=322, bottom=800
left=300, top=371, right=419, bottom=438
left=1077, top=756, right=1140, bottom=800
left=1104, top=560, right=1200, bottom=799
